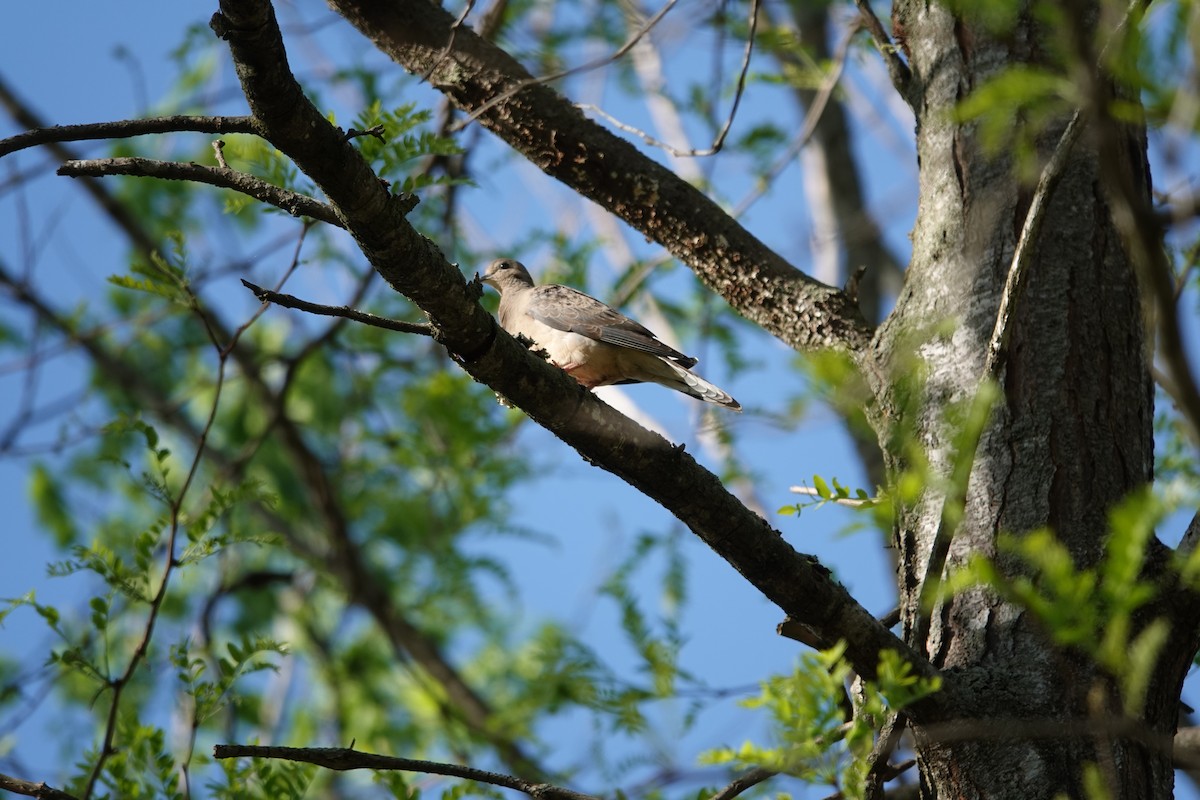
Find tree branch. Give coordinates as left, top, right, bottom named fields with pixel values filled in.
left=212, top=744, right=599, bottom=800
left=0, top=113, right=259, bottom=158
left=241, top=278, right=433, bottom=334
left=1179, top=510, right=1200, bottom=559
left=451, top=0, right=681, bottom=132
left=57, top=157, right=343, bottom=228
left=0, top=76, right=182, bottom=258
left=324, top=0, right=872, bottom=358
left=0, top=772, right=79, bottom=800
left=576, top=0, right=760, bottom=158
left=854, top=0, right=912, bottom=104
left=707, top=766, right=775, bottom=800
left=208, top=0, right=937, bottom=692
left=864, top=712, right=908, bottom=800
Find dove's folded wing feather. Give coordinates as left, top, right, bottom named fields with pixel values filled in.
left=527, top=285, right=698, bottom=368
left=482, top=258, right=739, bottom=410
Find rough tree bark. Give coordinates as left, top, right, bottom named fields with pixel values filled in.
left=871, top=1, right=1194, bottom=797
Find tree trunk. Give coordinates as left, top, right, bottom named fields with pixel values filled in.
left=874, top=2, right=1180, bottom=796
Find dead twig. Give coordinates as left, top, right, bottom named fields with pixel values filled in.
left=241, top=279, right=434, bottom=336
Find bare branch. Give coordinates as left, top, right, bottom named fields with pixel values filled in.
left=577, top=0, right=760, bottom=158
left=344, top=123, right=385, bottom=142
left=212, top=744, right=599, bottom=800
left=449, top=0, right=680, bottom=132
left=241, top=278, right=434, bottom=335
left=732, top=16, right=860, bottom=219
left=854, top=0, right=912, bottom=103
left=0, top=773, right=79, bottom=800
left=864, top=713, right=908, bottom=799
left=57, top=157, right=343, bottom=228
left=707, top=766, right=775, bottom=800
left=0, top=113, right=259, bottom=158
left=0, top=76, right=190, bottom=257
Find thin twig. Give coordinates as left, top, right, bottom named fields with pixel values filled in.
left=853, top=0, right=911, bottom=102
left=241, top=279, right=434, bottom=336
left=733, top=17, right=859, bottom=217
left=878, top=606, right=901, bottom=628
left=0, top=114, right=259, bottom=158
left=177, top=226, right=313, bottom=798
left=576, top=0, right=760, bottom=157
left=449, top=0, right=679, bottom=132
left=864, top=712, right=908, bottom=799
left=212, top=745, right=598, bottom=800
left=57, top=157, right=343, bottom=228
left=789, top=484, right=874, bottom=508
left=226, top=224, right=313, bottom=355
left=421, top=0, right=477, bottom=81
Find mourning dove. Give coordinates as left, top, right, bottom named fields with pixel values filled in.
left=481, top=259, right=741, bottom=411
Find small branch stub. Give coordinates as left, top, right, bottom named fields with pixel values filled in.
left=345, top=123, right=386, bottom=142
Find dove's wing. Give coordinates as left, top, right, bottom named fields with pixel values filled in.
left=525, top=285, right=698, bottom=368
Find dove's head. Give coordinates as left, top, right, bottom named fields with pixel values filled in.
left=482, top=259, right=535, bottom=293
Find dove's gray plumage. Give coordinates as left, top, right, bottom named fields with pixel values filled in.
left=482, top=259, right=740, bottom=411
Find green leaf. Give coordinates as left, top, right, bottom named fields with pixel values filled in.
left=812, top=474, right=831, bottom=500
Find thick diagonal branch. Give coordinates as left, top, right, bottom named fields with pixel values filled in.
left=208, top=0, right=937, bottom=693
left=325, top=0, right=872, bottom=358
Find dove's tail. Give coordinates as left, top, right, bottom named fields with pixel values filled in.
left=650, top=358, right=742, bottom=411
